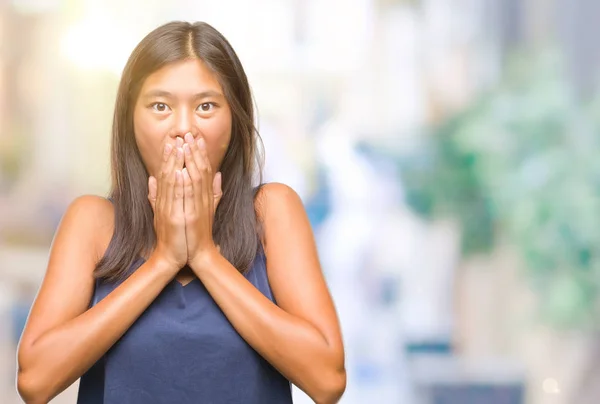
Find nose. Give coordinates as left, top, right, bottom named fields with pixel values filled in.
left=172, top=108, right=195, bottom=138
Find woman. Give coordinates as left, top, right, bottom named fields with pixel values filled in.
left=16, top=21, right=346, bottom=404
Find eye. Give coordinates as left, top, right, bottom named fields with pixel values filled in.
left=151, top=102, right=171, bottom=113
left=197, top=102, right=215, bottom=113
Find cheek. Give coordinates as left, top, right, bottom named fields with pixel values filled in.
left=133, top=111, right=167, bottom=176
left=201, top=117, right=231, bottom=170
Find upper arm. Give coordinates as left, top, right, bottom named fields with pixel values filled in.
left=257, top=183, right=343, bottom=353
left=18, top=195, right=114, bottom=356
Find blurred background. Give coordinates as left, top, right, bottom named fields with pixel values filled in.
left=1, top=0, right=600, bottom=403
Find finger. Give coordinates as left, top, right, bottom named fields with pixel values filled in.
left=164, top=146, right=182, bottom=215
left=183, top=167, right=195, bottom=217
left=157, top=144, right=175, bottom=214
left=173, top=169, right=184, bottom=217
left=197, top=137, right=213, bottom=213
left=170, top=146, right=185, bottom=207
left=168, top=145, right=184, bottom=213
left=212, top=171, right=222, bottom=213
left=183, top=142, right=200, bottom=182
left=148, top=176, right=157, bottom=213
left=176, top=136, right=184, bottom=148
left=176, top=144, right=185, bottom=171
left=183, top=133, right=205, bottom=214
left=183, top=133, right=202, bottom=183
left=162, top=143, right=173, bottom=167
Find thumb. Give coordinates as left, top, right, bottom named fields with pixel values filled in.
left=148, top=176, right=157, bottom=212
left=213, top=172, right=222, bottom=212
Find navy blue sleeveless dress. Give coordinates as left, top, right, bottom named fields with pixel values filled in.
left=77, top=248, right=293, bottom=403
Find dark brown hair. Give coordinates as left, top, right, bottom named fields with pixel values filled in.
left=95, top=21, right=264, bottom=282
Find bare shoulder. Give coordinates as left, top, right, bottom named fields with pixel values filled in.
left=254, top=181, right=316, bottom=271
left=254, top=185, right=344, bottom=354
left=256, top=181, right=300, bottom=200
left=18, top=195, right=114, bottom=351
left=255, top=182, right=304, bottom=224
left=65, top=194, right=113, bottom=220
left=61, top=195, right=114, bottom=261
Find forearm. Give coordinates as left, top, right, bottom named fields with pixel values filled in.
left=17, top=256, right=174, bottom=403
left=192, top=250, right=345, bottom=403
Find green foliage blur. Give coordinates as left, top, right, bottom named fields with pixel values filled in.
left=400, top=50, right=600, bottom=330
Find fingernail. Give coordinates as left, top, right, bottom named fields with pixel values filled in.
left=176, top=137, right=184, bottom=147
left=183, top=143, right=191, bottom=155
left=165, top=143, right=172, bottom=154
left=182, top=167, right=188, bottom=176
left=185, top=132, right=194, bottom=143
left=198, top=138, right=205, bottom=149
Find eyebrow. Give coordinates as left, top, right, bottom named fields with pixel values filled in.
left=141, top=90, right=224, bottom=100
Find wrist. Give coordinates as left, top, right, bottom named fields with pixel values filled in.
left=189, top=246, right=221, bottom=276
left=148, top=252, right=179, bottom=278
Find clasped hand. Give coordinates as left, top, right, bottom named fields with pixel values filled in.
left=147, top=132, right=222, bottom=271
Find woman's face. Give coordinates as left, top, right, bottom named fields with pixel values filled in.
left=133, top=58, right=232, bottom=177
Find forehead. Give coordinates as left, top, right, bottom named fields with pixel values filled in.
left=140, top=59, right=223, bottom=93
